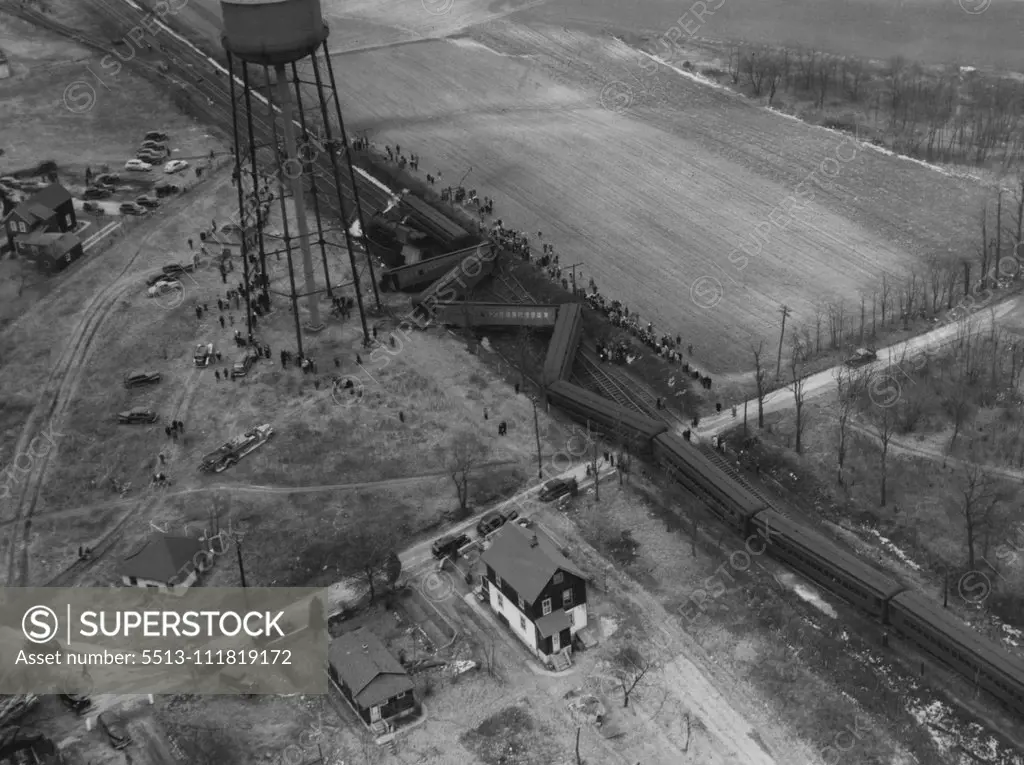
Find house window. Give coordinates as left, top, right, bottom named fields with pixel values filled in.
left=552, top=572, right=563, bottom=584
left=495, top=574, right=502, bottom=589
left=567, top=610, right=574, bottom=626
left=563, top=589, right=573, bottom=607
left=519, top=615, right=526, bottom=631
left=497, top=593, right=504, bottom=608
left=542, top=598, right=552, bottom=615
left=396, top=691, right=406, bottom=699
left=517, top=596, right=525, bottom=611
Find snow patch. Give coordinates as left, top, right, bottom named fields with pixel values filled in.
left=601, top=616, right=619, bottom=638
left=775, top=572, right=838, bottom=618
left=864, top=528, right=923, bottom=571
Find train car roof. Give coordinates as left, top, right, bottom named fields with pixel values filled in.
left=431, top=302, right=558, bottom=310
left=547, top=381, right=667, bottom=438
left=382, top=243, right=489, bottom=275
left=755, top=509, right=906, bottom=598
left=654, top=433, right=765, bottom=517
left=892, top=590, right=1024, bottom=678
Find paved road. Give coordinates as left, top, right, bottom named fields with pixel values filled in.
left=695, top=300, right=1018, bottom=440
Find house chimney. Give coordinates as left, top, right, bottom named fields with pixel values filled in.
left=530, top=534, right=538, bottom=548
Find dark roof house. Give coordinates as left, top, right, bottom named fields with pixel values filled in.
left=4, top=182, right=77, bottom=252
left=120, top=533, right=206, bottom=589
left=480, top=524, right=586, bottom=604
left=329, top=628, right=413, bottom=708
left=480, top=524, right=591, bottom=669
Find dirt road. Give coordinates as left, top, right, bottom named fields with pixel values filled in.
left=694, top=300, right=1019, bottom=440
left=0, top=173, right=235, bottom=587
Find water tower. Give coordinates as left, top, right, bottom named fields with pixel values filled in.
left=220, top=0, right=378, bottom=355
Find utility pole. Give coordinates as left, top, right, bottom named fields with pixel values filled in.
left=532, top=396, right=543, bottom=479
left=236, top=535, right=247, bottom=588
left=743, top=399, right=748, bottom=438
left=775, top=304, right=791, bottom=379
left=568, top=262, right=584, bottom=296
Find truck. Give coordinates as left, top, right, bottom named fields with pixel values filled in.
left=199, top=424, right=274, bottom=473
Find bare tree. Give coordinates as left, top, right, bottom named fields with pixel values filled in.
left=446, top=430, right=485, bottom=517
left=344, top=521, right=406, bottom=602
left=953, top=457, right=1006, bottom=569
left=614, top=645, right=653, bottom=708
left=788, top=353, right=807, bottom=454
left=752, top=340, right=768, bottom=428
left=589, top=428, right=602, bottom=502
left=871, top=389, right=897, bottom=507
left=833, top=367, right=865, bottom=486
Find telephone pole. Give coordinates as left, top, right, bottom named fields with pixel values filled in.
left=568, top=262, right=584, bottom=296
left=775, top=304, right=791, bottom=379
left=235, top=535, right=247, bottom=588
left=532, top=396, right=543, bottom=479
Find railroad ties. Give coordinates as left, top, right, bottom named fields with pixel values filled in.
left=697, top=444, right=780, bottom=514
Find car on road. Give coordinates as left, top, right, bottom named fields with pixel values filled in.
left=144, top=130, right=169, bottom=142
left=59, top=693, right=91, bottom=715
left=844, top=348, right=878, bottom=368
left=124, top=370, right=161, bottom=389
left=135, top=195, right=159, bottom=209
left=124, top=159, right=152, bottom=172
left=476, top=511, right=507, bottom=538
left=431, top=533, right=472, bottom=559
left=117, top=407, right=158, bottom=424
left=539, top=477, right=577, bottom=502
left=95, top=172, right=120, bottom=184
left=231, top=350, right=259, bottom=379
left=97, top=713, right=131, bottom=749
left=164, top=159, right=189, bottom=174
left=83, top=187, right=111, bottom=200
left=147, top=280, right=181, bottom=299
left=119, top=202, right=147, bottom=216
left=194, top=343, right=215, bottom=367
left=162, top=262, right=196, bottom=276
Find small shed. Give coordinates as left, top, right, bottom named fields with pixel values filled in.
left=328, top=628, right=417, bottom=726
left=120, top=533, right=209, bottom=591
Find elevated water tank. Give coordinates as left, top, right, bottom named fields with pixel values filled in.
left=220, top=0, right=328, bottom=66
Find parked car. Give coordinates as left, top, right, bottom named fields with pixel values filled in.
left=59, top=693, right=91, bottom=715
left=95, top=173, right=120, bottom=184
left=431, top=533, right=471, bottom=559
left=539, top=477, right=578, bottom=502
left=147, top=280, right=181, bottom=298
left=123, top=370, right=161, bottom=389
left=163, top=159, right=189, bottom=174
left=136, top=152, right=165, bottom=165
left=844, top=348, right=878, bottom=368
left=154, top=182, right=181, bottom=197
left=0, top=175, right=18, bottom=186
left=194, top=343, right=214, bottom=367
left=119, top=202, right=147, bottom=216
left=135, top=195, right=159, bottom=209
left=97, top=713, right=131, bottom=749
left=144, top=130, right=169, bottom=141
left=83, top=187, right=111, bottom=200
left=124, top=159, right=152, bottom=172
left=146, top=271, right=173, bottom=286
left=476, top=511, right=507, bottom=538
left=117, top=407, right=158, bottom=424
left=231, top=350, right=259, bottom=379
left=162, top=262, right=195, bottom=275
left=82, top=201, right=102, bottom=214
left=141, top=139, right=167, bottom=151
left=20, top=180, right=46, bottom=192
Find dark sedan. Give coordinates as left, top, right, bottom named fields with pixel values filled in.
left=162, top=262, right=196, bottom=276
left=83, top=187, right=111, bottom=200
left=98, top=713, right=131, bottom=749
left=123, top=370, right=161, bottom=389
left=230, top=351, right=258, bottom=379
left=117, top=407, right=158, bottom=424
left=431, top=533, right=471, bottom=560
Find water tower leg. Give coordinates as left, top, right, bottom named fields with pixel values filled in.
left=274, top=63, right=322, bottom=331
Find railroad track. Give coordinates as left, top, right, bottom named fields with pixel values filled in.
left=572, top=352, right=646, bottom=414
left=491, top=257, right=534, bottom=304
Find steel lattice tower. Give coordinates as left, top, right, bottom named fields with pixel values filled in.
left=220, top=0, right=379, bottom=356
